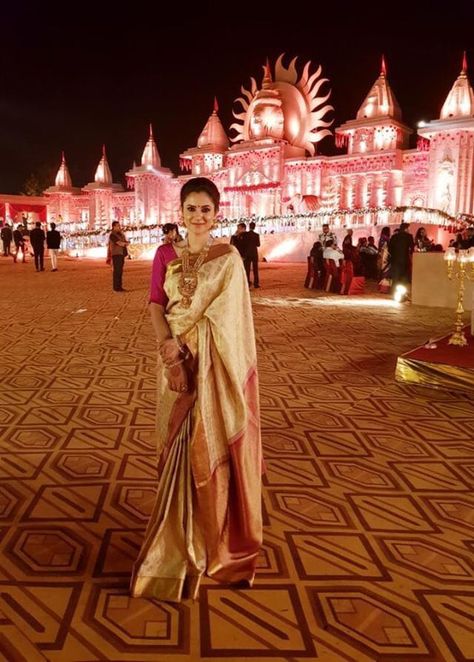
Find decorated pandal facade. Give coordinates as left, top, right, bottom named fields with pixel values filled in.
left=39, top=53, right=474, bottom=255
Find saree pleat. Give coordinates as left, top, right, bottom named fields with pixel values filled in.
left=130, top=410, right=206, bottom=601
left=192, top=366, right=262, bottom=585
left=131, top=245, right=262, bottom=602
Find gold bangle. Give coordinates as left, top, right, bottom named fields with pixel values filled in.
left=165, top=358, right=184, bottom=369
left=175, top=334, right=187, bottom=355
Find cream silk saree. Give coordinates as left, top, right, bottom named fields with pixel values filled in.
left=130, top=244, right=262, bottom=601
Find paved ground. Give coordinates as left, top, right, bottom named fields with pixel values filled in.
left=0, top=254, right=472, bottom=662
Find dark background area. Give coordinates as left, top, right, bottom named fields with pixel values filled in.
left=1, top=0, right=473, bottom=193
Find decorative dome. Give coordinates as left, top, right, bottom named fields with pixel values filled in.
left=197, top=98, right=229, bottom=150
left=141, top=124, right=161, bottom=168
left=440, top=52, right=474, bottom=119
left=356, top=56, right=402, bottom=121
left=54, top=152, right=72, bottom=188
left=94, top=145, right=113, bottom=185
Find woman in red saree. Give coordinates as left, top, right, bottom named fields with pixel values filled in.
left=130, top=177, right=262, bottom=602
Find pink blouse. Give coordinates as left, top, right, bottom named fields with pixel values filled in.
left=149, top=243, right=178, bottom=306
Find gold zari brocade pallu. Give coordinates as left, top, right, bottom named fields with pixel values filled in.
left=130, top=245, right=263, bottom=602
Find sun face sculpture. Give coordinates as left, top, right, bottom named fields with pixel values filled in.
left=249, top=96, right=285, bottom=140
left=230, top=54, right=334, bottom=156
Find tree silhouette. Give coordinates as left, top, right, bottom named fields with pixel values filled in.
left=21, top=163, right=58, bottom=196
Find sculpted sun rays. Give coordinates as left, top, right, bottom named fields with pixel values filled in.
left=230, top=54, right=334, bottom=155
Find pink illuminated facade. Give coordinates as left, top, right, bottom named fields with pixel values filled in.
left=43, top=54, right=474, bottom=231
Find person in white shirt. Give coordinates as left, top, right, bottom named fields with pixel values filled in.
left=323, top=239, right=344, bottom=263
left=319, top=223, right=337, bottom=249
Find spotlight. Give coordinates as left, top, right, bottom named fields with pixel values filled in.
left=394, top=284, right=408, bottom=303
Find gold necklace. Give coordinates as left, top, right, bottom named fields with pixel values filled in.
left=178, top=240, right=211, bottom=308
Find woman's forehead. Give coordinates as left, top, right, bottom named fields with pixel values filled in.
left=183, top=192, right=214, bottom=206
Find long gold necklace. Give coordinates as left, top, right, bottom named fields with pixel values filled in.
left=178, top=239, right=212, bottom=308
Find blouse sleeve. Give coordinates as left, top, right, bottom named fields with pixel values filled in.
left=149, top=247, right=169, bottom=306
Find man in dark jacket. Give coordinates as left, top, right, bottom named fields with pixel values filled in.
left=46, top=222, right=61, bottom=271
left=29, top=222, right=46, bottom=272
left=230, top=222, right=247, bottom=259
left=13, top=225, right=26, bottom=263
left=108, top=221, right=129, bottom=291
left=1, top=223, right=13, bottom=256
left=243, top=221, right=261, bottom=288
left=388, top=222, right=414, bottom=289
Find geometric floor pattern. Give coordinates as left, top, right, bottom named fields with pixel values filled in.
left=0, top=256, right=472, bottom=661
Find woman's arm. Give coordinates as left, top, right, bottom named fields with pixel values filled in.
left=149, top=302, right=173, bottom=343
left=150, top=303, right=188, bottom=392
left=150, top=302, right=184, bottom=362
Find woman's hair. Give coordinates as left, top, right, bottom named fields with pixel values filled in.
left=180, top=177, right=220, bottom=210
left=162, top=223, right=178, bottom=234
left=381, top=226, right=390, bottom=237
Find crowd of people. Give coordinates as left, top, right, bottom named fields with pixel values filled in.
left=0, top=220, right=62, bottom=270
left=448, top=226, right=474, bottom=250
left=305, top=222, right=452, bottom=295
left=3, top=213, right=473, bottom=299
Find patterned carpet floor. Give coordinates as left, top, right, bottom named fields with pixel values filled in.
left=0, top=255, right=472, bottom=662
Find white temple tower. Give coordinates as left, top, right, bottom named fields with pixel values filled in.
left=43, top=152, right=81, bottom=225
left=418, top=52, right=474, bottom=216
left=126, top=125, right=175, bottom=225
left=334, top=56, right=412, bottom=208
left=82, top=146, right=124, bottom=229
left=180, top=98, right=229, bottom=176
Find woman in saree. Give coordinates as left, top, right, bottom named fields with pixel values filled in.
left=130, top=177, right=262, bottom=602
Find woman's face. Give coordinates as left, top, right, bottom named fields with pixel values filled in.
left=164, top=229, right=177, bottom=243
left=181, top=191, right=217, bottom=237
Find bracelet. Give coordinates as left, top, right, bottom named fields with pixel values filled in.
left=175, top=334, right=187, bottom=354
left=157, top=336, right=186, bottom=353
left=165, top=358, right=184, bottom=369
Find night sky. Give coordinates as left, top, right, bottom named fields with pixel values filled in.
left=2, top=1, right=473, bottom=194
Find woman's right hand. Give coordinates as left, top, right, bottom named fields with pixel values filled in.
left=166, top=362, right=188, bottom=393
left=159, top=338, right=181, bottom=366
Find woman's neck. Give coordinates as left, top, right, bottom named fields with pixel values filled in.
left=187, top=233, right=211, bottom=253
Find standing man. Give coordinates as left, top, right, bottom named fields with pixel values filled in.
left=1, top=223, right=12, bottom=256
left=29, top=222, right=46, bottom=272
left=342, top=228, right=354, bottom=260
left=230, top=222, right=247, bottom=260
left=46, top=222, right=61, bottom=271
left=319, top=223, right=337, bottom=249
left=109, top=221, right=129, bottom=292
left=244, top=221, right=260, bottom=288
left=13, top=225, right=26, bottom=263
left=388, top=222, right=414, bottom=290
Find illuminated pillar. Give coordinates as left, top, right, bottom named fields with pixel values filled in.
left=366, top=174, right=375, bottom=207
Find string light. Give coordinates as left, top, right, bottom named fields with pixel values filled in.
left=61, top=205, right=474, bottom=252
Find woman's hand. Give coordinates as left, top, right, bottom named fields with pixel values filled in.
left=166, top=362, right=188, bottom=393
left=159, top=338, right=181, bottom=365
